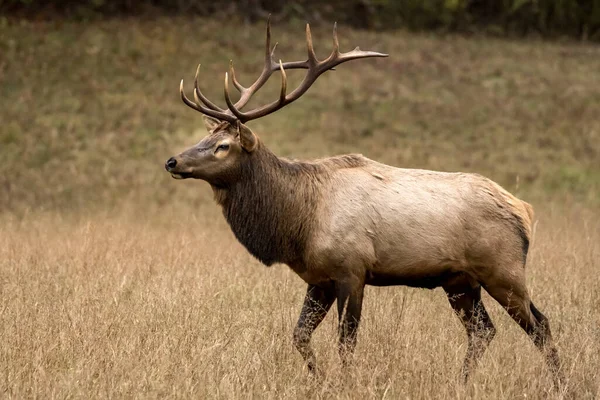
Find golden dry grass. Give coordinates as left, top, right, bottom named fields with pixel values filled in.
left=1, top=203, right=598, bottom=399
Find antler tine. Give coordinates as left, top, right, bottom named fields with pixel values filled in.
left=224, top=72, right=245, bottom=120
left=180, top=79, right=237, bottom=124
left=265, top=15, right=272, bottom=65
left=305, top=23, right=318, bottom=66
left=278, top=60, right=287, bottom=103
left=332, top=22, right=340, bottom=56
left=193, top=64, right=227, bottom=112
left=229, top=61, right=246, bottom=93
left=270, top=42, right=278, bottom=61
left=328, top=47, right=389, bottom=65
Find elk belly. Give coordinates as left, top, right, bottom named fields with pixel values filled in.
left=365, top=269, right=461, bottom=289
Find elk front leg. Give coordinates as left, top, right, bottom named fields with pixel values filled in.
left=335, top=277, right=365, bottom=364
left=293, top=282, right=336, bottom=373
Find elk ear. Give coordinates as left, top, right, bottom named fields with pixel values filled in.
left=202, top=116, right=223, bottom=132
left=237, top=122, right=258, bottom=152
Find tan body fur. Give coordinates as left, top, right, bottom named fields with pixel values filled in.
left=302, top=160, right=533, bottom=290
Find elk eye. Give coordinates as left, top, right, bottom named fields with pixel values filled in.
left=216, top=143, right=230, bottom=152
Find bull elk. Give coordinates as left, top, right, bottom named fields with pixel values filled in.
left=165, top=19, right=561, bottom=384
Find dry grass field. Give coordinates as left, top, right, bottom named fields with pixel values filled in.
left=1, top=203, right=599, bottom=398
left=1, top=16, right=599, bottom=399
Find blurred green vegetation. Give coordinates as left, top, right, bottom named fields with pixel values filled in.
left=0, top=17, right=598, bottom=214
left=1, top=0, right=600, bottom=40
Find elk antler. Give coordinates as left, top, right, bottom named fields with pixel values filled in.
left=180, top=18, right=388, bottom=124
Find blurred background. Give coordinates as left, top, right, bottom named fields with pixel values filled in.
left=0, top=0, right=599, bottom=214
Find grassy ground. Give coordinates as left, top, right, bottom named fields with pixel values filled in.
left=0, top=16, right=599, bottom=399
left=1, top=206, right=598, bottom=398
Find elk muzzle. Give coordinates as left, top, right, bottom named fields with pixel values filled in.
left=165, top=156, right=192, bottom=179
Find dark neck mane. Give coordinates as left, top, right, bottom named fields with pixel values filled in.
left=212, top=143, right=366, bottom=266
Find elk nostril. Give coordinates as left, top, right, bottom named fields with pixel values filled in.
left=166, top=157, right=177, bottom=170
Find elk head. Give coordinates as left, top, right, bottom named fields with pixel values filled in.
left=165, top=18, right=388, bottom=186
left=164, top=117, right=255, bottom=184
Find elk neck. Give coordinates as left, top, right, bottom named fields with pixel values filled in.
left=210, top=143, right=330, bottom=267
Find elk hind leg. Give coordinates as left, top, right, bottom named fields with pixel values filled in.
left=444, top=277, right=496, bottom=381
left=482, top=269, right=562, bottom=385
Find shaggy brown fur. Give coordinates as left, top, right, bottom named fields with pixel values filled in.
left=212, top=145, right=368, bottom=266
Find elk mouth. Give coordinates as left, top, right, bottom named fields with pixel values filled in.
left=170, top=172, right=193, bottom=179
